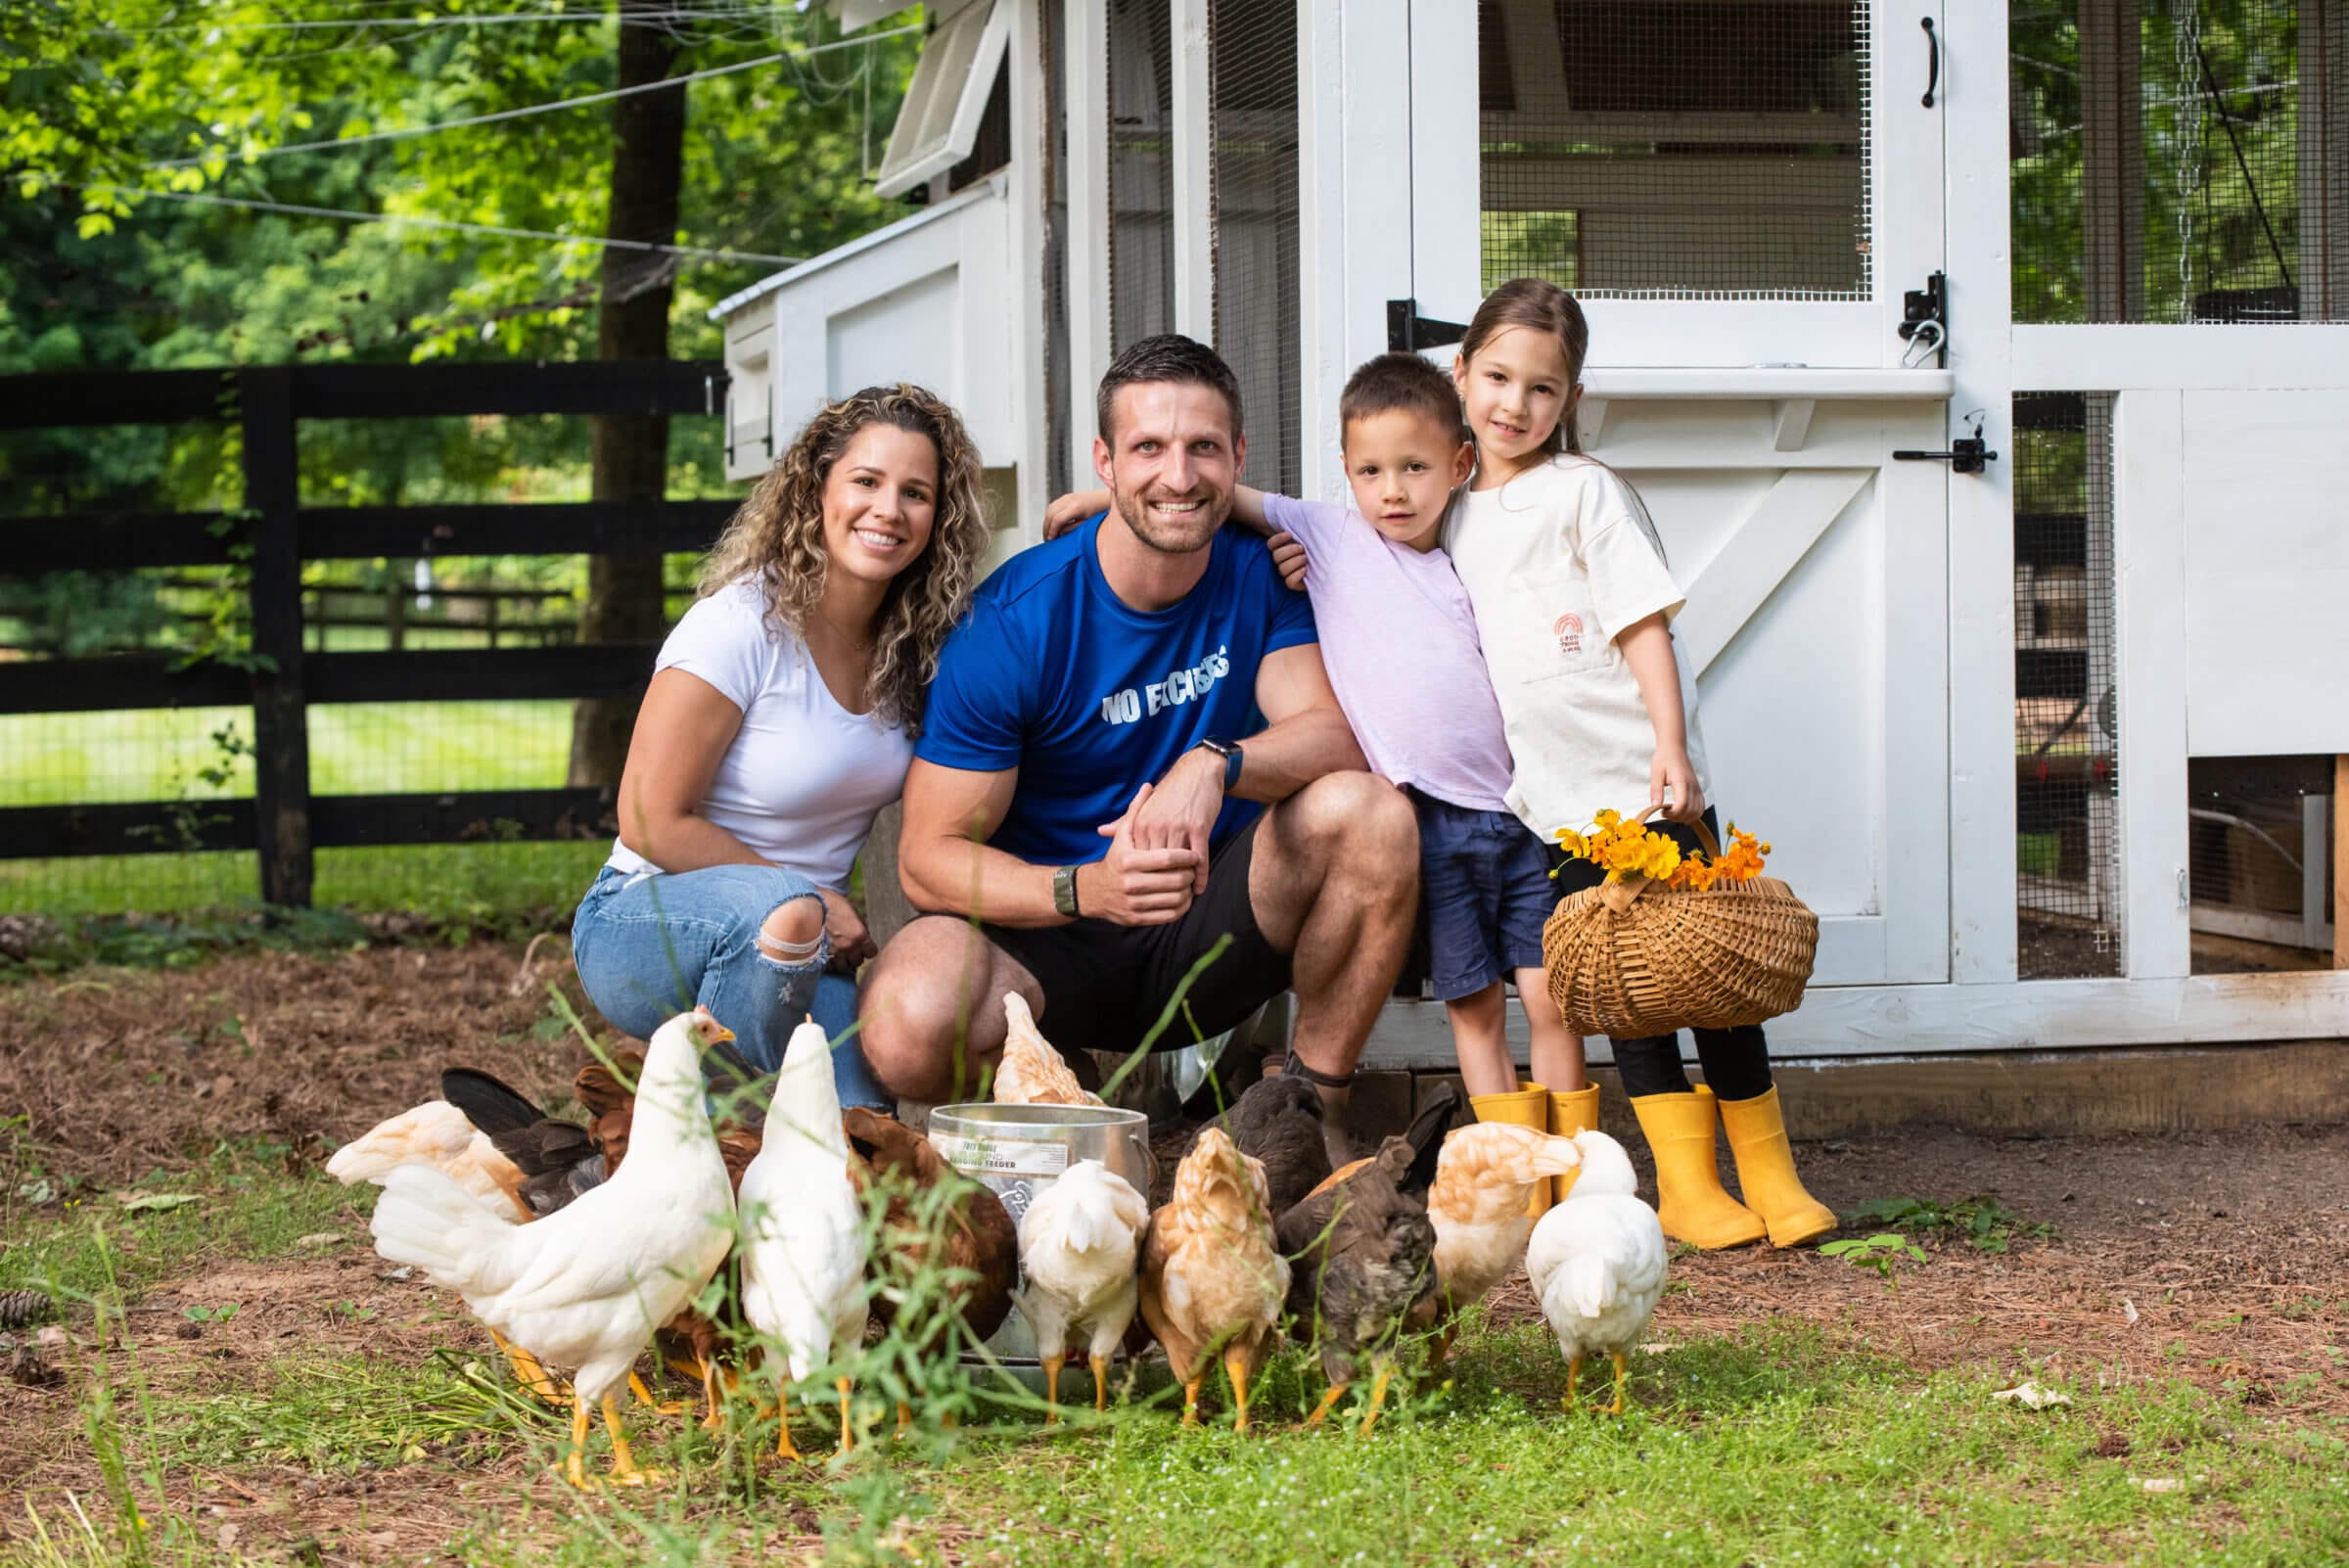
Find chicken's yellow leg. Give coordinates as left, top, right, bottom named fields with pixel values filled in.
left=1561, top=1353, right=1583, bottom=1411
left=629, top=1370, right=688, bottom=1417
left=1091, top=1354, right=1111, bottom=1412
left=1179, top=1375, right=1203, bottom=1427
left=560, top=1393, right=593, bottom=1489
left=1358, top=1363, right=1394, bottom=1438
left=1223, top=1348, right=1255, bottom=1434
left=1604, top=1351, right=1629, bottom=1417
left=835, top=1375, right=855, bottom=1455
left=697, top=1356, right=726, bottom=1432
left=487, top=1326, right=565, bottom=1407
left=1304, top=1384, right=1347, bottom=1427
left=1040, top=1353, right=1064, bottom=1426
left=895, top=1402, right=913, bottom=1439
left=773, top=1387, right=805, bottom=1463
left=602, top=1396, right=665, bottom=1487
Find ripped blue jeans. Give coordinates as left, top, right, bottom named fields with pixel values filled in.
left=570, top=862, right=891, bottom=1109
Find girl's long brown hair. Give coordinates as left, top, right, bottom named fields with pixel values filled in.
left=1458, top=277, right=1592, bottom=457
left=698, top=384, right=990, bottom=735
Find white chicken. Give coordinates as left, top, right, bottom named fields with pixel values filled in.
left=367, top=1007, right=738, bottom=1487
left=736, top=1017, right=869, bottom=1462
left=1011, top=1159, right=1150, bottom=1422
left=994, top=992, right=1103, bottom=1107
left=328, top=1099, right=530, bottom=1222
left=1524, top=1130, right=1669, bottom=1416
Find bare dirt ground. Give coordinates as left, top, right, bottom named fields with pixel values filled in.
left=2, top=942, right=2345, bottom=1561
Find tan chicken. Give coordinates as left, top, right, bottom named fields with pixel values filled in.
left=1137, top=1128, right=1288, bottom=1432
left=1428, top=1123, right=1585, bottom=1317
left=328, top=1100, right=530, bottom=1222
left=993, top=992, right=1102, bottom=1107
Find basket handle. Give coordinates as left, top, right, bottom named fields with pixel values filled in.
left=1597, top=807, right=1723, bottom=912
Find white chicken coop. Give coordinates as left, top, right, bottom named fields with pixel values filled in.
left=714, top=1, right=2349, bottom=1077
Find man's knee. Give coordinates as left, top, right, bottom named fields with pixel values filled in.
left=857, top=921, right=1000, bottom=1100
left=1287, top=773, right=1418, bottom=880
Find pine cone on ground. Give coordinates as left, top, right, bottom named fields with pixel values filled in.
left=0, top=1289, right=55, bottom=1328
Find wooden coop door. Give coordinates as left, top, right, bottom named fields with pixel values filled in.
left=1463, top=0, right=1946, bottom=369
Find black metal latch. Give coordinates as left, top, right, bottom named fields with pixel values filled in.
left=1898, top=270, right=1947, bottom=367
left=1387, top=299, right=1469, bottom=353
left=1894, top=410, right=1999, bottom=475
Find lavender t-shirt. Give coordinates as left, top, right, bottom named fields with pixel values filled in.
left=1262, top=493, right=1514, bottom=812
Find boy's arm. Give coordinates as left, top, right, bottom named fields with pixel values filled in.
left=1617, top=613, right=1705, bottom=825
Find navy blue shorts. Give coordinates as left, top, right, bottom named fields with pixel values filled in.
left=1412, top=791, right=1555, bottom=1002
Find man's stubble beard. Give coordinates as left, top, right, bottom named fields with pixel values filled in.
left=1111, top=484, right=1231, bottom=556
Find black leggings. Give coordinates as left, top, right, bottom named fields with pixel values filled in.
left=1550, top=807, right=1774, bottom=1103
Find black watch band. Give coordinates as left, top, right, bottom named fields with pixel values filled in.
left=1195, top=737, right=1244, bottom=791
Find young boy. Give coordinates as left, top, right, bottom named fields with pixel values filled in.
left=1047, top=353, right=1590, bottom=1196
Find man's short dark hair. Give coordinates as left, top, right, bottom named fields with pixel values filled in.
left=1339, top=352, right=1470, bottom=447
left=1096, top=333, right=1244, bottom=443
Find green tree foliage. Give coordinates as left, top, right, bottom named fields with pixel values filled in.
left=0, top=1, right=923, bottom=651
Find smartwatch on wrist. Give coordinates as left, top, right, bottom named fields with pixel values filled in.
left=1194, top=737, right=1244, bottom=791
left=1052, top=862, right=1082, bottom=919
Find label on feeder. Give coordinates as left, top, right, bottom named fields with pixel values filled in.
left=929, top=1132, right=1071, bottom=1179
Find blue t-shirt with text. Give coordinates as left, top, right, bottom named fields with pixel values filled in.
left=915, top=514, right=1318, bottom=867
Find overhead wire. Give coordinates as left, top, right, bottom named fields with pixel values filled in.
left=144, top=24, right=917, bottom=169
left=112, top=185, right=805, bottom=265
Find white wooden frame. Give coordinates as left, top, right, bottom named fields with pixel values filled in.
left=872, top=0, right=1014, bottom=199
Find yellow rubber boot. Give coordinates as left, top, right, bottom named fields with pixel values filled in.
left=1470, top=1081, right=1551, bottom=1217
left=1712, top=1084, right=1839, bottom=1248
left=1546, top=1085, right=1601, bottom=1205
left=1627, top=1090, right=1767, bottom=1249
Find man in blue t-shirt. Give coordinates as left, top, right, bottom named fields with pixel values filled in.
left=859, top=335, right=1419, bottom=1149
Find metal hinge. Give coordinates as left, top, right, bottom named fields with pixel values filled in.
left=1386, top=299, right=1469, bottom=354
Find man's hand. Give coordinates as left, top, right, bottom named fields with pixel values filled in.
left=1649, top=748, right=1705, bottom=825
left=1267, top=530, right=1310, bottom=591
left=1130, top=748, right=1224, bottom=895
left=1079, top=783, right=1204, bottom=925
left=1044, top=488, right=1112, bottom=540
left=818, top=887, right=876, bottom=970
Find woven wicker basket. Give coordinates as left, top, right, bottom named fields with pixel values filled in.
left=1541, top=815, right=1819, bottom=1038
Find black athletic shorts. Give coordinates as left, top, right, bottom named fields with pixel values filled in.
left=978, top=814, right=1292, bottom=1058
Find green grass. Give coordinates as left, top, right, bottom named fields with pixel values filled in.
left=8, top=1158, right=2345, bottom=1568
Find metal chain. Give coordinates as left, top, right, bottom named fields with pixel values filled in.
left=2175, top=0, right=2205, bottom=317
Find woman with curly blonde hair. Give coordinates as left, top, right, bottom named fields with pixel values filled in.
left=571, top=384, right=991, bottom=1100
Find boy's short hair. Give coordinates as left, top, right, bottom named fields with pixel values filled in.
left=1339, top=352, right=1471, bottom=448
left=1096, top=333, right=1244, bottom=442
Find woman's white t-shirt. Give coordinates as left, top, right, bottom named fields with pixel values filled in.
left=1444, top=454, right=1711, bottom=839
left=603, top=576, right=914, bottom=892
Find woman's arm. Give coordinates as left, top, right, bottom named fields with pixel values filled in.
left=616, top=668, right=874, bottom=961
left=1617, top=613, right=1705, bottom=825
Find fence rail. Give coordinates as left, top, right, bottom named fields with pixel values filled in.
left=0, top=359, right=733, bottom=907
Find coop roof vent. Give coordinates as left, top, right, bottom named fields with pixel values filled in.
left=868, top=0, right=1009, bottom=200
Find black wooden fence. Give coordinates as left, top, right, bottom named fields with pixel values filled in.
left=0, top=360, right=736, bottom=907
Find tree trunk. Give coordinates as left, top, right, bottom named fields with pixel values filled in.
left=568, top=0, right=688, bottom=788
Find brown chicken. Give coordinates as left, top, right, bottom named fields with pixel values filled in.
left=841, top=1106, right=1018, bottom=1419
left=1426, top=1123, right=1584, bottom=1317
left=993, top=992, right=1103, bottom=1107
left=1137, top=1127, right=1289, bottom=1432
left=1276, top=1135, right=1440, bottom=1435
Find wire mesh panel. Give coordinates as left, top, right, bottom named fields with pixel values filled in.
left=1479, top=0, right=1872, bottom=298
left=2012, top=1, right=2347, bottom=322
left=2013, top=392, right=2124, bottom=979
left=1108, top=0, right=1176, bottom=350
left=1041, top=0, right=1075, bottom=498
left=1209, top=0, right=1302, bottom=496
left=2188, top=755, right=2336, bottom=971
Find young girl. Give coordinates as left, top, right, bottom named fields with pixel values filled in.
left=1441, top=278, right=1836, bottom=1250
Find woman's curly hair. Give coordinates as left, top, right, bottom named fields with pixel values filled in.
left=697, top=384, right=990, bottom=734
